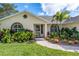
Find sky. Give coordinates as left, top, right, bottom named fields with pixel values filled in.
left=15, top=3, right=79, bottom=17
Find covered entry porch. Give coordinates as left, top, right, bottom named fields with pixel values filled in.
left=34, top=24, right=48, bottom=38
left=34, top=24, right=59, bottom=38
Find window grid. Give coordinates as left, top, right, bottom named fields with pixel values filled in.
left=11, top=22, right=23, bottom=32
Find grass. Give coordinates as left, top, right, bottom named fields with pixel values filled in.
left=0, top=42, right=79, bottom=56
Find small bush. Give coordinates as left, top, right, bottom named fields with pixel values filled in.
left=0, top=31, right=3, bottom=41
left=60, top=27, right=79, bottom=41
left=0, top=29, right=33, bottom=43
left=50, top=27, right=79, bottom=41
left=2, top=34, right=11, bottom=43
left=50, top=32, right=59, bottom=38
left=12, top=31, right=33, bottom=43
left=1, top=29, right=12, bottom=43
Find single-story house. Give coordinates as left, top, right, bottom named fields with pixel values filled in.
left=0, top=11, right=79, bottom=38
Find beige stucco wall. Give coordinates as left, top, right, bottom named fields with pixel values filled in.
left=0, top=12, right=48, bottom=32
left=62, top=22, right=79, bottom=31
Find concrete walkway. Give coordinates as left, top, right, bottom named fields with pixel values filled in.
left=35, top=38, right=79, bottom=52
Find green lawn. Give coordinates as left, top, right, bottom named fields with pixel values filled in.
left=0, top=42, right=79, bottom=56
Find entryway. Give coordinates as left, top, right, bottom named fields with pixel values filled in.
left=34, top=24, right=45, bottom=38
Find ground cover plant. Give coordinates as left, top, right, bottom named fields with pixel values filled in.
left=46, top=27, right=79, bottom=45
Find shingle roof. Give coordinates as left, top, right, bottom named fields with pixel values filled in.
left=64, top=16, right=79, bottom=23
left=38, top=16, right=66, bottom=24
left=39, top=15, right=79, bottom=24
left=39, top=16, right=52, bottom=22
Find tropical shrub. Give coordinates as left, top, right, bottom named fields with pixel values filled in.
left=0, top=29, right=33, bottom=43
left=61, top=30, right=70, bottom=40
left=71, top=27, right=78, bottom=40
left=12, top=31, right=33, bottom=43
left=61, top=27, right=74, bottom=40
left=60, top=27, right=79, bottom=44
left=0, top=31, right=3, bottom=41
left=25, top=31, right=33, bottom=40
left=12, top=32, right=22, bottom=42
left=64, top=28, right=73, bottom=38
left=50, top=32, right=59, bottom=38
left=76, top=32, right=79, bottom=40
left=50, top=32, right=60, bottom=43
left=1, top=29, right=12, bottom=43
left=48, top=27, right=79, bottom=44
left=2, top=34, right=12, bottom=43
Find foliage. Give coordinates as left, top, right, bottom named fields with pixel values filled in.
left=53, top=11, right=70, bottom=22
left=61, top=28, right=71, bottom=40
left=60, top=31, right=68, bottom=40
left=12, top=31, right=33, bottom=43
left=71, top=27, right=79, bottom=40
left=0, top=29, right=33, bottom=43
left=0, top=30, right=3, bottom=41
left=2, top=34, right=12, bottom=43
left=52, top=11, right=70, bottom=37
left=1, top=29, right=12, bottom=43
left=76, top=32, right=79, bottom=40
left=50, top=27, right=79, bottom=41
left=50, top=32, right=59, bottom=38
left=0, top=3, right=18, bottom=18
left=60, top=27, right=79, bottom=40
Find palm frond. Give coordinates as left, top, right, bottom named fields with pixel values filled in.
left=52, top=11, right=70, bottom=22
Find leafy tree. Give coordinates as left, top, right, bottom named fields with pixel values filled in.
left=0, top=3, right=18, bottom=17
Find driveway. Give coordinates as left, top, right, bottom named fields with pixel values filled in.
left=35, top=38, right=79, bottom=52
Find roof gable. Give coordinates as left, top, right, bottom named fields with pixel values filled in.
left=0, top=11, right=51, bottom=24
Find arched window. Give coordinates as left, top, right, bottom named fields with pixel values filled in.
left=11, top=22, right=23, bottom=32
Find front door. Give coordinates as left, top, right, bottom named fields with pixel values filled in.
left=34, top=24, right=44, bottom=38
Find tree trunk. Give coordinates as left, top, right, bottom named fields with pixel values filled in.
left=59, top=22, right=62, bottom=38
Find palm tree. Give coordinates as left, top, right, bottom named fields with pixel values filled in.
left=52, top=11, right=70, bottom=36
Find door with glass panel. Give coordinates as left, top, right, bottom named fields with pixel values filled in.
left=34, top=24, right=44, bottom=37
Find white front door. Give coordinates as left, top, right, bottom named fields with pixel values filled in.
left=34, top=24, right=44, bottom=37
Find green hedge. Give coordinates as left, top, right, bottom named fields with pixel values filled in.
left=0, top=29, right=33, bottom=43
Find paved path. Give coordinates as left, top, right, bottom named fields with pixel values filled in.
left=35, top=38, right=79, bottom=52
